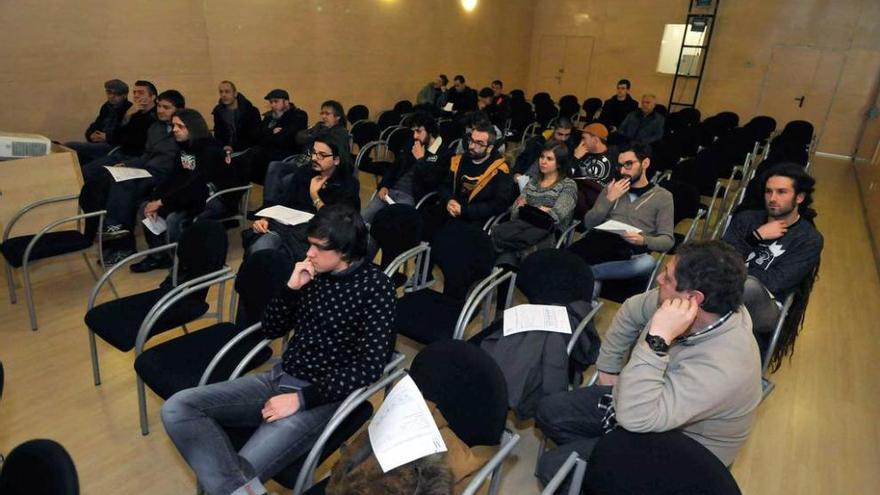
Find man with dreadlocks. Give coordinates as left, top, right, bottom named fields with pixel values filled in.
left=723, top=162, right=823, bottom=368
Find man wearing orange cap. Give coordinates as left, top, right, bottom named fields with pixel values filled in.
left=573, top=122, right=615, bottom=183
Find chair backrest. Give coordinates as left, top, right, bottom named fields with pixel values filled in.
left=438, top=119, right=465, bottom=145
left=559, top=94, right=580, bottom=118
left=659, top=178, right=701, bottom=225
left=582, top=97, right=603, bottom=120
left=532, top=92, right=553, bottom=107
left=0, top=439, right=80, bottom=495
left=177, top=220, right=228, bottom=282
left=585, top=429, right=741, bottom=495
left=745, top=115, right=776, bottom=142
left=654, top=103, right=668, bottom=116
left=535, top=104, right=559, bottom=128
left=350, top=120, right=380, bottom=148
left=393, top=100, right=414, bottom=114
left=431, top=221, right=495, bottom=301
left=376, top=110, right=401, bottom=131
left=678, top=107, right=701, bottom=127
left=0, top=359, right=4, bottom=400
left=517, top=249, right=593, bottom=304
left=371, top=204, right=423, bottom=271
left=234, top=249, right=294, bottom=327
left=386, top=126, right=414, bottom=155
left=409, top=340, right=508, bottom=447
left=781, top=120, right=814, bottom=147
left=574, top=178, right=605, bottom=221
left=347, top=104, right=369, bottom=124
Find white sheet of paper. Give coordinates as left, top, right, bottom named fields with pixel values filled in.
left=503, top=304, right=572, bottom=337
left=141, top=216, right=167, bottom=236
left=443, top=102, right=454, bottom=112
left=516, top=174, right=531, bottom=192
left=368, top=375, right=447, bottom=473
left=104, top=166, right=152, bottom=182
left=255, top=205, right=314, bottom=226
left=594, top=219, right=642, bottom=236
left=383, top=194, right=396, bottom=205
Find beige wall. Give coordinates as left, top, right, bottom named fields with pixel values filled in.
left=526, top=0, right=880, bottom=155
left=0, top=0, right=535, bottom=142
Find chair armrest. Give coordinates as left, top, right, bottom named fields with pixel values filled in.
left=454, top=269, right=515, bottom=340
left=540, top=451, right=587, bottom=495
left=383, top=243, right=431, bottom=290
left=415, top=191, right=438, bottom=210
left=22, top=209, right=108, bottom=269
left=293, top=367, right=408, bottom=494
left=205, top=184, right=253, bottom=205
left=134, top=268, right=234, bottom=355
left=2, top=193, right=80, bottom=242
left=461, top=430, right=521, bottom=495
left=354, top=140, right=387, bottom=171
left=555, top=220, right=581, bottom=249
left=566, top=301, right=604, bottom=356
left=87, top=243, right=178, bottom=311
left=198, top=322, right=264, bottom=386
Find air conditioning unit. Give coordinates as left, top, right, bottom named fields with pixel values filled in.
left=0, top=132, right=52, bottom=159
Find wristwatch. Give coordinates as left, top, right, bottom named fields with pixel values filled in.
left=645, top=333, right=670, bottom=355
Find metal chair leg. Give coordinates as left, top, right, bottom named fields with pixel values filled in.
left=22, top=261, right=38, bottom=330
left=137, top=377, right=150, bottom=435
left=4, top=262, right=16, bottom=304
left=534, top=437, right=548, bottom=477
left=89, top=330, right=102, bottom=385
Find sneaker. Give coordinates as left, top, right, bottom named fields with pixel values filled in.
left=101, top=224, right=130, bottom=240
left=102, top=249, right=135, bottom=267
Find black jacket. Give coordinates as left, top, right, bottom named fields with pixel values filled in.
left=447, top=87, right=478, bottom=113
left=149, top=137, right=227, bottom=214
left=85, top=100, right=133, bottom=143
left=439, top=152, right=516, bottom=223
left=256, top=106, right=309, bottom=155
left=211, top=93, right=262, bottom=151
left=378, top=137, right=453, bottom=201
left=599, top=94, right=639, bottom=129
left=116, top=108, right=158, bottom=156
left=273, top=164, right=360, bottom=214
left=122, top=121, right=179, bottom=183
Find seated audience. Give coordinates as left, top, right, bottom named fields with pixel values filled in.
left=569, top=141, right=674, bottom=294
left=65, top=79, right=132, bottom=164
left=296, top=100, right=352, bottom=171
left=79, top=80, right=159, bottom=180
left=445, top=74, right=478, bottom=113
left=361, top=112, right=451, bottom=225
left=536, top=240, right=762, bottom=489
left=491, top=79, right=509, bottom=109
left=599, top=79, right=638, bottom=130
left=134, top=108, right=231, bottom=271
left=161, top=204, right=396, bottom=495
left=513, top=117, right=576, bottom=178
left=617, top=93, right=665, bottom=145
left=572, top=122, right=615, bottom=182
left=416, top=74, right=448, bottom=106
left=722, top=162, right=823, bottom=350
left=247, top=133, right=360, bottom=260
left=211, top=80, right=262, bottom=152
left=239, top=88, right=309, bottom=183
left=478, top=87, right=510, bottom=130
left=491, top=141, right=577, bottom=266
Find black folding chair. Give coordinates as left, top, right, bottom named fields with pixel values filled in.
left=0, top=439, right=80, bottom=495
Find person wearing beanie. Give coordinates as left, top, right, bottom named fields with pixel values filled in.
left=236, top=88, right=309, bottom=184
left=65, top=78, right=133, bottom=164
left=572, top=122, right=616, bottom=182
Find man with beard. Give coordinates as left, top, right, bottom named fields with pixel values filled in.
left=436, top=123, right=516, bottom=229
left=722, top=163, right=823, bottom=339
left=360, top=112, right=451, bottom=225
left=535, top=241, right=762, bottom=491
left=569, top=140, right=674, bottom=295
left=572, top=122, right=615, bottom=183
left=211, top=80, right=262, bottom=152
left=246, top=133, right=360, bottom=260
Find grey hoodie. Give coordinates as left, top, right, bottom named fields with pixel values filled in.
left=583, top=183, right=675, bottom=252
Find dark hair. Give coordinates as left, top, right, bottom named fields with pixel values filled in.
left=454, top=75, right=465, bottom=84
left=492, top=80, right=503, bottom=88
left=219, top=80, right=237, bottom=92
left=173, top=108, right=211, bottom=141
left=134, top=80, right=158, bottom=97
left=157, top=89, right=185, bottom=109
left=320, top=100, right=347, bottom=127
left=674, top=241, right=747, bottom=315
left=478, top=87, right=494, bottom=98
left=617, top=139, right=652, bottom=162
left=408, top=111, right=438, bottom=137
left=540, top=140, right=571, bottom=182
left=471, top=122, right=497, bottom=145
left=764, top=162, right=817, bottom=221
left=306, top=204, right=367, bottom=262
left=617, top=79, right=631, bottom=89
left=554, top=116, right=574, bottom=130
left=439, top=74, right=448, bottom=86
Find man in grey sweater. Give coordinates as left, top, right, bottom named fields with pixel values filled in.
left=569, top=140, right=674, bottom=293
left=535, top=241, right=762, bottom=489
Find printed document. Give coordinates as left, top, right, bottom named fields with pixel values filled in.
left=255, top=205, right=314, bottom=226
left=594, top=219, right=642, bottom=235
left=104, top=166, right=152, bottom=182
left=141, top=216, right=167, bottom=236
left=503, top=304, right=572, bottom=337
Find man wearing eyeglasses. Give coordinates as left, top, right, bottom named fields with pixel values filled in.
left=569, top=140, right=675, bottom=297
left=246, top=133, right=360, bottom=259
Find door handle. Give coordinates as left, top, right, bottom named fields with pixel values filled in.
left=794, top=96, right=805, bottom=108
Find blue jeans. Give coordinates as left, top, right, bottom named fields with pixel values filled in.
left=361, top=189, right=415, bottom=225
left=590, top=253, right=655, bottom=281
left=161, top=371, right=339, bottom=495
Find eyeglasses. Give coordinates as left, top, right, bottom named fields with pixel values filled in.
left=309, top=149, right=334, bottom=160
left=619, top=160, right=640, bottom=170
left=467, top=137, right=490, bottom=148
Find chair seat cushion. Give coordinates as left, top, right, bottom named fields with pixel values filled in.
left=1, top=231, right=91, bottom=268
left=134, top=322, right=273, bottom=400
left=394, top=290, right=463, bottom=344
left=600, top=277, right=650, bottom=304
left=85, top=288, right=209, bottom=351
left=359, top=160, right=390, bottom=176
